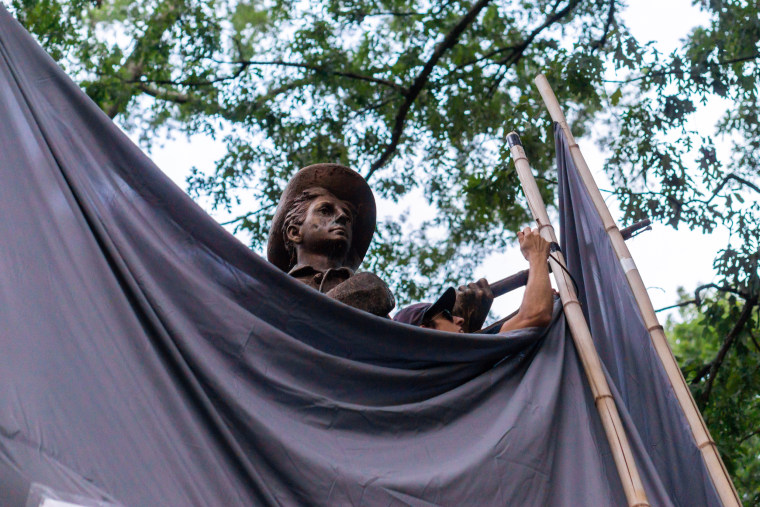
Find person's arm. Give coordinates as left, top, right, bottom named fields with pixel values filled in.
left=499, top=227, right=553, bottom=333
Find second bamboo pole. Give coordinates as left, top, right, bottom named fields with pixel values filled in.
left=507, top=131, right=650, bottom=507
left=534, top=73, right=740, bottom=507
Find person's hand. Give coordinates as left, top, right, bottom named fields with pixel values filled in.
left=517, top=227, right=550, bottom=264
left=452, top=278, right=494, bottom=332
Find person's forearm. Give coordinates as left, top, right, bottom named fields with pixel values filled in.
left=499, top=255, right=553, bottom=333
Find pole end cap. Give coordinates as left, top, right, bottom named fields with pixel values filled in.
left=506, top=132, right=522, bottom=148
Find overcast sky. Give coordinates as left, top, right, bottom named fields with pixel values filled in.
left=137, top=0, right=724, bottom=323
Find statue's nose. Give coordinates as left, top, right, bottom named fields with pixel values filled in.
left=335, top=211, right=349, bottom=224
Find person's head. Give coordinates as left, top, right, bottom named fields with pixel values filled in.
left=393, top=288, right=464, bottom=333
left=267, top=164, right=376, bottom=273
left=282, top=187, right=356, bottom=268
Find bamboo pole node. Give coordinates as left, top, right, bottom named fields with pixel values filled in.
left=699, top=439, right=718, bottom=450
left=594, top=393, right=614, bottom=403
left=647, top=325, right=664, bottom=333
left=632, top=502, right=651, bottom=507
left=538, top=223, right=554, bottom=232
left=561, top=299, right=582, bottom=310
left=605, top=224, right=620, bottom=233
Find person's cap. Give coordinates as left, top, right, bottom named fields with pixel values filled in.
left=393, top=287, right=456, bottom=326
left=267, top=164, right=376, bottom=273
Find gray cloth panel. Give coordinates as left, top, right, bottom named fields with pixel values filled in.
left=556, top=123, right=721, bottom=506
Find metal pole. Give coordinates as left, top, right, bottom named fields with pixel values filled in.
left=507, top=132, right=650, bottom=507
left=533, top=73, right=740, bottom=506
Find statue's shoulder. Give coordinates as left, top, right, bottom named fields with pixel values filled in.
left=326, top=272, right=395, bottom=317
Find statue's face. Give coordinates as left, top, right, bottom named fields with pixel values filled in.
left=291, top=193, right=353, bottom=255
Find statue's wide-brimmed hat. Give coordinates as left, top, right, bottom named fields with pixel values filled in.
left=267, top=163, right=376, bottom=272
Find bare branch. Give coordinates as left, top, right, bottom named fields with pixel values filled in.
left=365, top=0, right=494, bottom=179
left=230, top=60, right=408, bottom=95
left=604, top=53, right=760, bottom=84
left=699, top=294, right=759, bottom=406
left=694, top=283, right=751, bottom=303
left=220, top=203, right=277, bottom=226
left=656, top=283, right=752, bottom=313
left=656, top=299, right=698, bottom=313
left=590, top=0, right=616, bottom=52
left=136, top=83, right=191, bottom=104
left=704, top=173, right=760, bottom=206
left=740, top=428, right=760, bottom=443
left=486, top=0, right=583, bottom=95
left=128, top=59, right=407, bottom=96
left=349, top=11, right=425, bottom=18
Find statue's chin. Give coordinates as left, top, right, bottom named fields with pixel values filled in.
left=299, top=239, right=351, bottom=263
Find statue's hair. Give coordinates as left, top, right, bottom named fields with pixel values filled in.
left=282, top=187, right=356, bottom=268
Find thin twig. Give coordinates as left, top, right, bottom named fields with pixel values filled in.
left=703, top=173, right=760, bottom=206
left=220, top=203, right=277, bottom=226
left=655, top=299, right=697, bottom=313
left=127, top=59, right=407, bottom=95
left=604, top=53, right=760, bottom=84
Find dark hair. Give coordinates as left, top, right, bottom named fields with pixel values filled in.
left=281, top=187, right=355, bottom=267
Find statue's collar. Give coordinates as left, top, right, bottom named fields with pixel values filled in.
left=288, top=264, right=355, bottom=277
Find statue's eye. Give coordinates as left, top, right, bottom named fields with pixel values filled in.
left=319, top=205, right=332, bottom=215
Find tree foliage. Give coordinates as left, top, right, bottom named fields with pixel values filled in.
left=5, top=0, right=760, bottom=501
left=669, top=287, right=760, bottom=504
left=8, top=0, right=629, bottom=302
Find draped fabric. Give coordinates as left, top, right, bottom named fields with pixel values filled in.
left=0, top=7, right=720, bottom=506
left=556, top=124, right=721, bottom=506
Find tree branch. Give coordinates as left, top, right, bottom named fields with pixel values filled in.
left=590, top=0, right=616, bottom=52
left=604, top=53, right=760, bottom=84
left=704, top=173, right=760, bottom=206
left=497, top=0, right=582, bottom=67
left=694, top=283, right=751, bottom=303
left=656, top=299, right=698, bottom=313
left=656, top=283, right=751, bottom=313
left=699, top=293, right=759, bottom=406
left=128, top=59, right=407, bottom=95
left=740, top=428, right=760, bottom=444
left=219, top=203, right=277, bottom=226
left=230, top=60, right=408, bottom=95
left=136, top=82, right=191, bottom=104
left=365, top=0, right=494, bottom=179
left=105, top=2, right=183, bottom=118
left=486, top=0, right=583, bottom=95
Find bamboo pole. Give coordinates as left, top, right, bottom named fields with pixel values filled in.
left=533, top=74, right=741, bottom=506
left=507, top=132, right=650, bottom=507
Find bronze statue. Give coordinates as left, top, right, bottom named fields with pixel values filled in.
left=268, top=163, right=502, bottom=325
left=267, top=164, right=395, bottom=317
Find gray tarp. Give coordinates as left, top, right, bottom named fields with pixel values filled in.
left=0, top=6, right=721, bottom=506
